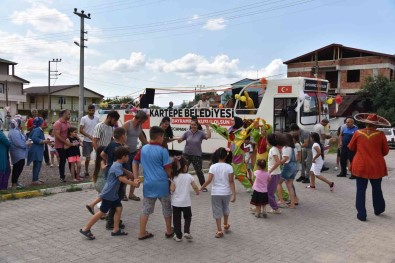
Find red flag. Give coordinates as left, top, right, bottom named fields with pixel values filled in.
left=278, top=86, right=292, bottom=93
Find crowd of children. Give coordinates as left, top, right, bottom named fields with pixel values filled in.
left=79, top=121, right=337, bottom=241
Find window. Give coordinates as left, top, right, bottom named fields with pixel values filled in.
left=0, top=83, right=4, bottom=93
left=390, top=69, right=394, bottom=81
left=29, top=96, right=36, bottom=104
left=58, top=97, right=67, bottom=104
left=347, top=70, right=360, bottom=82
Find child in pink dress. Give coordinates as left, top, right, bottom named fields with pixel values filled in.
left=250, top=159, right=270, bottom=218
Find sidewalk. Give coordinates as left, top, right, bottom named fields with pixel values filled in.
left=0, top=151, right=394, bottom=263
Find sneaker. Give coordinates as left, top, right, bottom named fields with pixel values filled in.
left=261, top=212, right=267, bottom=218
left=296, top=175, right=305, bottom=182
left=173, top=235, right=182, bottom=242
left=334, top=166, right=338, bottom=171
left=50, top=164, right=54, bottom=167
left=183, top=233, right=193, bottom=240
left=330, top=182, right=334, bottom=191
left=255, top=213, right=261, bottom=218
left=337, top=174, right=346, bottom=177
left=306, top=185, right=316, bottom=190
left=84, top=172, right=90, bottom=178
left=301, top=178, right=310, bottom=184
left=349, top=175, right=356, bottom=180
left=60, top=178, right=66, bottom=183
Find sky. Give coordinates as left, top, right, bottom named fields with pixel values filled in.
left=1, top=0, right=395, bottom=107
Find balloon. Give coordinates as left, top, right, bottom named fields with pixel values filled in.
left=240, top=96, right=246, bottom=102
left=326, top=98, right=333, bottom=105
left=335, top=95, right=343, bottom=104
left=235, top=94, right=240, bottom=100
left=219, top=104, right=223, bottom=109
left=260, top=78, right=268, bottom=85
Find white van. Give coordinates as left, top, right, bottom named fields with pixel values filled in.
left=377, top=128, right=395, bottom=148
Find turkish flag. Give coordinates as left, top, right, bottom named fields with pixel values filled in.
left=278, top=86, right=292, bottom=93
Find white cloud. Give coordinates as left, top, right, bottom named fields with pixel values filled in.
left=147, top=53, right=239, bottom=77
left=99, top=52, right=146, bottom=72
left=238, top=59, right=287, bottom=79
left=11, top=4, right=73, bottom=33
left=203, top=18, right=226, bottom=31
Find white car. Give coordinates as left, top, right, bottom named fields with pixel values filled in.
left=377, top=128, right=395, bottom=148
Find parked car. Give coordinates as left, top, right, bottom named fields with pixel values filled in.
left=377, top=128, right=395, bottom=148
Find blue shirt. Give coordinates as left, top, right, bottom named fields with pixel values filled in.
left=100, top=162, right=124, bottom=201
left=8, top=128, right=27, bottom=164
left=134, top=143, right=171, bottom=198
left=342, top=125, right=358, bottom=146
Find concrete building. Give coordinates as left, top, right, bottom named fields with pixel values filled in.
left=0, top=58, right=29, bottom=116
left=18, top=84, right=103, bottom=123
left=284, top=43, right=395, bottom=116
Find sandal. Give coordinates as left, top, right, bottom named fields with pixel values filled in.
left=80, top=229, right=95, bottom=240
left=86, top=205, right=94, bottom=215
left=122, top=195, right=129, bottom=201
left=223, top=224, right=230, bottom=231
left=111, top=230, right=128, bottom=236
left=215, top=231, right=224, bottom=238
left=138, top=232, right=154, bottom=240
left=128, top=195, right=141, bottom=201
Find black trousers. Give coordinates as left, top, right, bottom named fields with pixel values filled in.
left=56, top=148, right=68, bottom=180
left=340, top=146, right=355, bottom=175
left=172, top=206, right=192, bottom=239
left=356, top=177, right=385, bottom=220
left=183, top=154, right=205, bottom=186
left=43, top=144, right=49, bottom=164
left=11, top=159, right=25, bottom=184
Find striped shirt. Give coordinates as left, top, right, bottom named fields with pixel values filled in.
left=93, top=122, right=113, bottom=147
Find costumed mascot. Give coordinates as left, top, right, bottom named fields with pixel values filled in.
left=250, top=119, right=272, bottom=171
left=211, top=116, right=259, bottom=190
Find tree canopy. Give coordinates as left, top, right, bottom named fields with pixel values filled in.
left=357, top=75, right=395, bottom=125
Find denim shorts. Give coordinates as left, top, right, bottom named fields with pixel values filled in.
left=281, top=162, right=298, bottom=180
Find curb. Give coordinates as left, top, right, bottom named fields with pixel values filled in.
left=0, top=182, right=94, bottom=201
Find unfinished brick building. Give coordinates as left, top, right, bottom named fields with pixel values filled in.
left=284, top=43, right=395, bottom=116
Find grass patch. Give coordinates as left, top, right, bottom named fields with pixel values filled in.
left=66, top=184, right=83, bottom=192
left=0, top=184, right=51, bottom=195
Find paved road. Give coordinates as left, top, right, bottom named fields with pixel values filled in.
left=1, top=151, right=395, bottom=263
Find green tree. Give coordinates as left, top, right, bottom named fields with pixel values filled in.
left=357, top=75, right=395, bottom=125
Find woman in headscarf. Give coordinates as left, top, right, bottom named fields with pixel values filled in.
left=0, top=128, right=11, bottom=190
left=348, top=113, right=391, bottom=221
left=27, top=117, right=50, bottom=185
left=8, top=119, right=27, bottom=189
left=210, top=116, right=259, bottom=190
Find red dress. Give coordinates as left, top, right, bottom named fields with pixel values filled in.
left=347, top=128, right=389, bottom=179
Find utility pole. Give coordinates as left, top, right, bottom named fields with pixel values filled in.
left=73, top=8, right=91, bottom=121
left=48, top=58, right=62, bottom=122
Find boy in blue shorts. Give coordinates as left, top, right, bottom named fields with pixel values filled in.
left=133, top=126, right=173, bottom=240
left=80, top=146, right=140, bottom=240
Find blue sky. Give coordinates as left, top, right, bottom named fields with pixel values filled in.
left=1, top=0, right=394, bottom=106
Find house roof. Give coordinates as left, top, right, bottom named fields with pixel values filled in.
left=284, top=43, right=395, bottom=64
left=23, top=84, right=104, bottom=98
left=0, top=75, right=29, bottom=84
left=0, top=58, right=17, bottom=65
